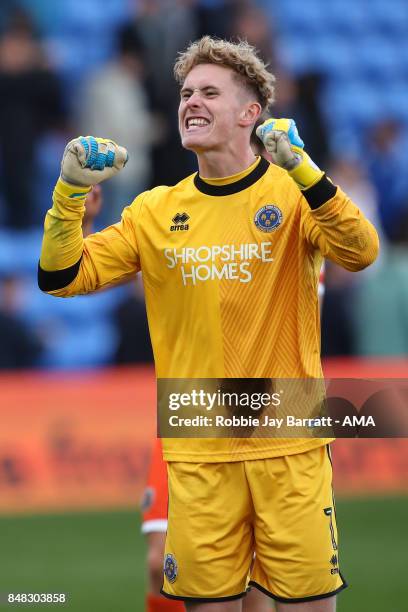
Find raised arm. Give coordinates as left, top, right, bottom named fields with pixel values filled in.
left=257, top=118, right=379, bottom=270
left=38, top=136, right=142, bottom=296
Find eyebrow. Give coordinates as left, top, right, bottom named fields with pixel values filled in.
left=180, top=85, right=221, bottom=95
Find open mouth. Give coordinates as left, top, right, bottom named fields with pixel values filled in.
left=185, top=117, right=211, bottom=131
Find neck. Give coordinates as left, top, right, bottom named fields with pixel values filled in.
left=196, top=147, right=257, bottom=179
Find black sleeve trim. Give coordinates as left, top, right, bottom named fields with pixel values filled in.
left=303, top=174, right=337, bottom=210
left=38, top=256, right=82, bottom=292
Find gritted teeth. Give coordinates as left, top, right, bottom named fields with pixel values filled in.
left=186, top=117, right=210, bottom=128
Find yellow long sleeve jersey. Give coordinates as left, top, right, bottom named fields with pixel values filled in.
left=39, top=157, right=379, bottom=462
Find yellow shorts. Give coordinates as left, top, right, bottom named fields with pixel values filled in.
left=162, top=445, right=347, bottom=604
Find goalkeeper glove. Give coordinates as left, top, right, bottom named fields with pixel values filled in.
left=60, top=136, right=128, bottom=188
left=256, top=118, right=323, bottom=190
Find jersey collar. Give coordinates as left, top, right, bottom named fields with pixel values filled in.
left=194, top=156, right=270, bottom=196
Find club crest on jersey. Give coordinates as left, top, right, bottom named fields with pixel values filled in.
left=164, top=553, right=178, bottom=583
left=170, top=212, right=189, bottom=232
left=254, top=205, right=282, bottom=232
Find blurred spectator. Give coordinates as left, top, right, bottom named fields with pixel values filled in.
left=78, top=29, right=155, bottom=225
left=82, top=184, right=102, bottom=237
left=119, top=0, right=196, bottom=185
left=0, top=0, right=15, bottom=30
left=228, top=2, right=277, bottom=68
left=321, top=157, right=380, bottom=357
left=0, top=0, right=405, bottom=368
left=365, top=119, right=408, bottom=241
left=113, top=277, right=153, bottom=365
left=251, top=72, right=330, bottom=174
left=0, top=274, right=43, bottom=368
left=82, top=184, right=153, bottom=365
left=274, top=72, right=330, bottom=168
left=353, top=244, right=408, bottom=356
left=195, top=0, right=237, bottom=40
left=35, top=0, right=132, bottom=85
left=321, top=264, right=355, bottom=357
left=328, top=157, right=380, bottom=230
left=353, top=207, right=408, bottom=357
left=0, top=8, right=66, bottom=228
left=123, top=0, right=196, bottom=106
left=231, top=3, right=329, bottom=165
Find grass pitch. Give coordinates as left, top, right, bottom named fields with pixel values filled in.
left=0, top=497, right=406, bottom=611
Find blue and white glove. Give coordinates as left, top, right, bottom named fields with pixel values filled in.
left=256, top=118, right=323, bottom=190
left=60, top=136, right=128, bottom=188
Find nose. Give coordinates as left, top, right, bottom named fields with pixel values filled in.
left=185, top=89, right=202, bottom=107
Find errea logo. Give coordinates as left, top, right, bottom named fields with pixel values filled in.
left=171, top=212, right=190, bottom=232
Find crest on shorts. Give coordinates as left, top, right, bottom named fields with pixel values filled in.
left=140, top=487, right=155, bottom=513
left=254, top=204, right=283, bottom=232
left=164, top=553, right=178, bottom=583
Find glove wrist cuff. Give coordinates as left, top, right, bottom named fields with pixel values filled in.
left=288, top=151, right=324, bottom=190
left=55, top=177, right=92, bottom=199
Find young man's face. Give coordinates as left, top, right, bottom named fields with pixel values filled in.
left=179, top=63, right=254, bottom=154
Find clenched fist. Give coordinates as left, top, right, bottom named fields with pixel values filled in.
left=60, top=136, right=128, bottom=188
left=256, top=118, right=323, bottom=190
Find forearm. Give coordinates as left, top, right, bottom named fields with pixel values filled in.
left=40, top=178, right=90, bottom=272
left=38, top=135, right=136, bottom=297
left=304, top=177, right=380, bottom=271
left=258, top=117, right=380, bottom=270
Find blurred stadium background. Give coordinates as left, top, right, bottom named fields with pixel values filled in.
left=0, top=0, right=407, bottom=610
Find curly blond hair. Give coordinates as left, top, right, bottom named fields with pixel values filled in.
left=174, top=36, right=275, bottom=112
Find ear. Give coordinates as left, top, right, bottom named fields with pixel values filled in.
left=238, top=102, right=262, bottom=127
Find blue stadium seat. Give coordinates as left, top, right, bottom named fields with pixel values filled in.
left=26, top=279, right=129, bottom=368
left=382, top=82, right=408, bottom=121
left=323, top=80, right=383, bottom=127
left=39, top=320, right=118, bottom=369
left=368, top=0, right=408, bottom=35
left=324, top=0, right=369, bottom=36
left=277, top=35, right=317, bottom=74
left=271, top=0, right=324, bottom=35
left=39, top=0, right=131, bottom=81
left=394, top=41, right=408, bottom=78
left=354, top=36, right=402, bottom=80
left=0, top=229, right=130, bottom=370
left=327, top=124, right=363, bottom=160
left=0, top=229, right=43, bottom=275
left=307, top=34, right=356, bottom=75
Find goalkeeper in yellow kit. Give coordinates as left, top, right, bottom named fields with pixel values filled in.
left=39, top=37, right=379, bottom=612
